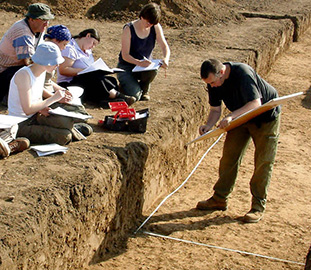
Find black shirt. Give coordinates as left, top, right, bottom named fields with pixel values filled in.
left=208, top=62, right=280, bottom=123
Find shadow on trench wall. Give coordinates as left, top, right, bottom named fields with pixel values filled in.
left=89, top=141, right=149, bottom=264
left=301, top=85, right=311, bottom=109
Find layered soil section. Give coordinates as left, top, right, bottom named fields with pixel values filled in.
left=0, top=0, right=311, bottom=269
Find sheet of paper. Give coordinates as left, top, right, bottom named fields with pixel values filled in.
left=66, top=86, right=83, bottom=106
left=68, top=97, right=82, bottom=106
left=0, top=114, right=28, bottom=129
left=112, top=67, right=125, bottom=73
left=132, top=59, right=162, bottom=72
left=77, top=58, right=124, bottom=75
left=31, top=143, right=68, bottom=156
left=49, top=107, right=92, bottom=120
left=67, top=86, right=84, bottom=98
left=35, top=149, right=67, bottom=156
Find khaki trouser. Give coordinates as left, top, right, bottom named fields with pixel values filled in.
left=17, top=113, right=74, bottom=145
left=0, top=124, right=18, bottom=143
left=213, top=114, right=281, bottom=212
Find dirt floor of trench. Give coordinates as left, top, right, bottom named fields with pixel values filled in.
left=0, top=0, right=311, bottom=269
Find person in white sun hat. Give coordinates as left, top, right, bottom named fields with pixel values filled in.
left=8, top=41, right=91, bottom=145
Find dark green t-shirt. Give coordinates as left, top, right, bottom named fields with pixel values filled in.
left=208, top=62, right=280, bottom=123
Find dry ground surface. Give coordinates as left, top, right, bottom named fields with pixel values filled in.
left=91, top=26, right=311, bottom=270
left=0, top=0, right=311, bottom=269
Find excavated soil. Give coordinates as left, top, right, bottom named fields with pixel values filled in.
left=0, top=0, right=311, bottom=269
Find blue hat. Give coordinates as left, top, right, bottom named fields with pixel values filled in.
left=32, top=42, right=64, bottom=66
left=44, top=25, right=71, bottom=41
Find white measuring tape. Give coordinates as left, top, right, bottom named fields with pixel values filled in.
left=143, top=231, right=305, bottom=266
left=134, top=133, right=305, bottom=266
left=135, top=134, right=224, bottom=234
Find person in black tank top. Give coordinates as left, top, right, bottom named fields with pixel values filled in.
left=117, top=3, right=170, bottom=102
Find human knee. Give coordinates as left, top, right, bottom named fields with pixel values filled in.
left=141, top=70, right=157, bottom=82
left=55, top=130, right=72, bottom=145
left=120, top=82, right=142, bottom=100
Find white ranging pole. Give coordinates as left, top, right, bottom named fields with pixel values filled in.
left=135, top=133, right=224, bottom=234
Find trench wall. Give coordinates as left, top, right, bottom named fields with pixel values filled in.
left=0, top=11, right=311, bottom=270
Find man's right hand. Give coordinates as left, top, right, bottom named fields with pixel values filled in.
left=199, top=125, right=210, bottom=135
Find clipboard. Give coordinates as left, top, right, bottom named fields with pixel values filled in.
left=186, top=92, right=304, bottom=145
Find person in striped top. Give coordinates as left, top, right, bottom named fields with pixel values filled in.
left=0, top=3, right=54, bottom=104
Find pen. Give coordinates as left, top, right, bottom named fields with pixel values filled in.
left=159, top=60, right=167, bottom=78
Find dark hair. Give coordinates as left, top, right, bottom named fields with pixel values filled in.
left=139, top=2, right=161, bottom=25
left=73, top=28, right=100, bottom=42
left=200, top=59, right=223, bottom=79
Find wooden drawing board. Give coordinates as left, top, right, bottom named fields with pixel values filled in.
left=186, top=91, right=304, bottom=145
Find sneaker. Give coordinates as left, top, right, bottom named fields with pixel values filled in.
left=196, top=196, right=227, bottom=211
left=73, top=123, right=93, bottom=137
left=117, top=92, right=136, bottom=106
left=0, top=137, right=10, bottom=158
left=8, top=137, right=30, bottom=154
left=242, top=209, right=264, bottom=223
left=124, top=95, right=136, bottom=106
left=72, top=127, right=86, bottom=141
left=141, top=94, right=150, bottom=101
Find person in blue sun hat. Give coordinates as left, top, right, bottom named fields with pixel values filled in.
left=8, top=42, right=91, bottom=145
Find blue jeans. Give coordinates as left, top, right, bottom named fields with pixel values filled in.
left=117, top=61, right=157, bottom=100
left=213, top=115, right=280, bottom=212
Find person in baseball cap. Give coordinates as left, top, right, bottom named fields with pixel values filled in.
left=25, top=3, right=55, bottom=20
left=0, top=3, right=55, bottom=104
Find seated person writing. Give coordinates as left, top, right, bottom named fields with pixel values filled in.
left=44, top=24, right=91, bottom=118
left=43, top=24, right=72, bottom=92
left=57, top=28, right=135, bottom=106
left=0, top=3, right=54, bottom=104
left=117, top=3, right=170, bottom=102
left=8, top=42, right=91, bottom=145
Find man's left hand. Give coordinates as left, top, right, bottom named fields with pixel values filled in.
left=219, top=115, right=233, bottom=129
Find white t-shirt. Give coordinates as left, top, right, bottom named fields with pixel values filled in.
left=8, top=66, right=45, bottom=118
left=57, top=38, right=94, bottom=83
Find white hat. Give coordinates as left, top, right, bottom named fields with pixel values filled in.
left=32, top=42, right=64, bottom=66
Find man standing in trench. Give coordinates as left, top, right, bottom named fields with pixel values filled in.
left=196, top=58, right=281, bottom=223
